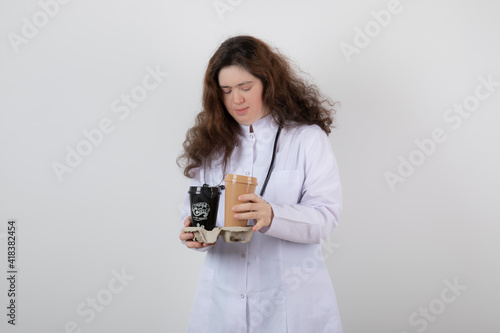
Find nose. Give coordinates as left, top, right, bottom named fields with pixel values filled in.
left=232, top=90, right=244, bottom=104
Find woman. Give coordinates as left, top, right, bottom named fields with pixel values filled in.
left=178, top=35, right=343, bottom=333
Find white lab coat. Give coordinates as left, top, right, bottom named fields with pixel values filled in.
left=181, top=114, right=343, bottom=333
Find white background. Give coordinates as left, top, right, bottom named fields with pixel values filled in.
left=1, top=0, right=499, bottom=332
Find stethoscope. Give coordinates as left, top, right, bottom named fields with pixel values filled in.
left=204, top=126, right=282, bottom=198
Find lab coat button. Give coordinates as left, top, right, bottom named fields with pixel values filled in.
left=241, top=294, right=245, bottom=298
left=245, top=171, right=250, bottom=176
left=241, top=254, right=245, bottom=258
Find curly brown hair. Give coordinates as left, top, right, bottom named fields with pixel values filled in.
left=177, top=35, right=337, bottom=178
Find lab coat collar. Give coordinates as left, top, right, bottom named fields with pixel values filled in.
left=239, top=113, right=279, bottom=135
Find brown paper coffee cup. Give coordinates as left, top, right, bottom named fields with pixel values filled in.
left=224, top=174, right=258, bottom=227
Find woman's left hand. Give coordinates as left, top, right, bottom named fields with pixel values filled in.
left=232, top=193, right=274, bottom=232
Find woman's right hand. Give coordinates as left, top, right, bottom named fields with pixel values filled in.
left=179, top=216, right=216, bottom=249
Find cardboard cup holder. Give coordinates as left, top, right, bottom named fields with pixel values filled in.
left=183, top=226, right=253, bottom=244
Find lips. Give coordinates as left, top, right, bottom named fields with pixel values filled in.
left=234, top=107, right=249, bottom=115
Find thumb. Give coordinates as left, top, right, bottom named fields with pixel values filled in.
left=252, top=221, right=263, bottom=232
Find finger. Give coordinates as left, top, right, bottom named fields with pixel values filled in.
left=253, top=220, right=265, bottom=232
left=186, top=241, right=216, bottom=249
left=185, top=241, right=204, bottom=249
left=238, top=193, right=261, bottom=202
left=180, top=217, right=193, bottom=241
left=179, top=231, right=194, bottom=241
left=234, top=205, right=269, bottom=220
left=233, top=211, right=259, bottom=221
left=232, top=202, right=255, bottom=213
left=233, top=200, right=269, bottom=213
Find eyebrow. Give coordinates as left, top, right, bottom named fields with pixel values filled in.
left=219, top=81, right=254, bottom=89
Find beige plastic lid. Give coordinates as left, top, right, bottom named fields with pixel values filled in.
left=224, top=174, right=258, bottom=185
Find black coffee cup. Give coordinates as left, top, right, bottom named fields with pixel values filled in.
left=188, top=185, right=222, bottom=230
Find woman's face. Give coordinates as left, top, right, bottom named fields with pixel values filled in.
left=218, top=65, right=269, bottom=126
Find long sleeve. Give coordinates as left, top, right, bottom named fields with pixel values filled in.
left=262, top=125, right=342, bottom=244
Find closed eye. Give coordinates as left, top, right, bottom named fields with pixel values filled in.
left=220, top=83, right=252, bottom=94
